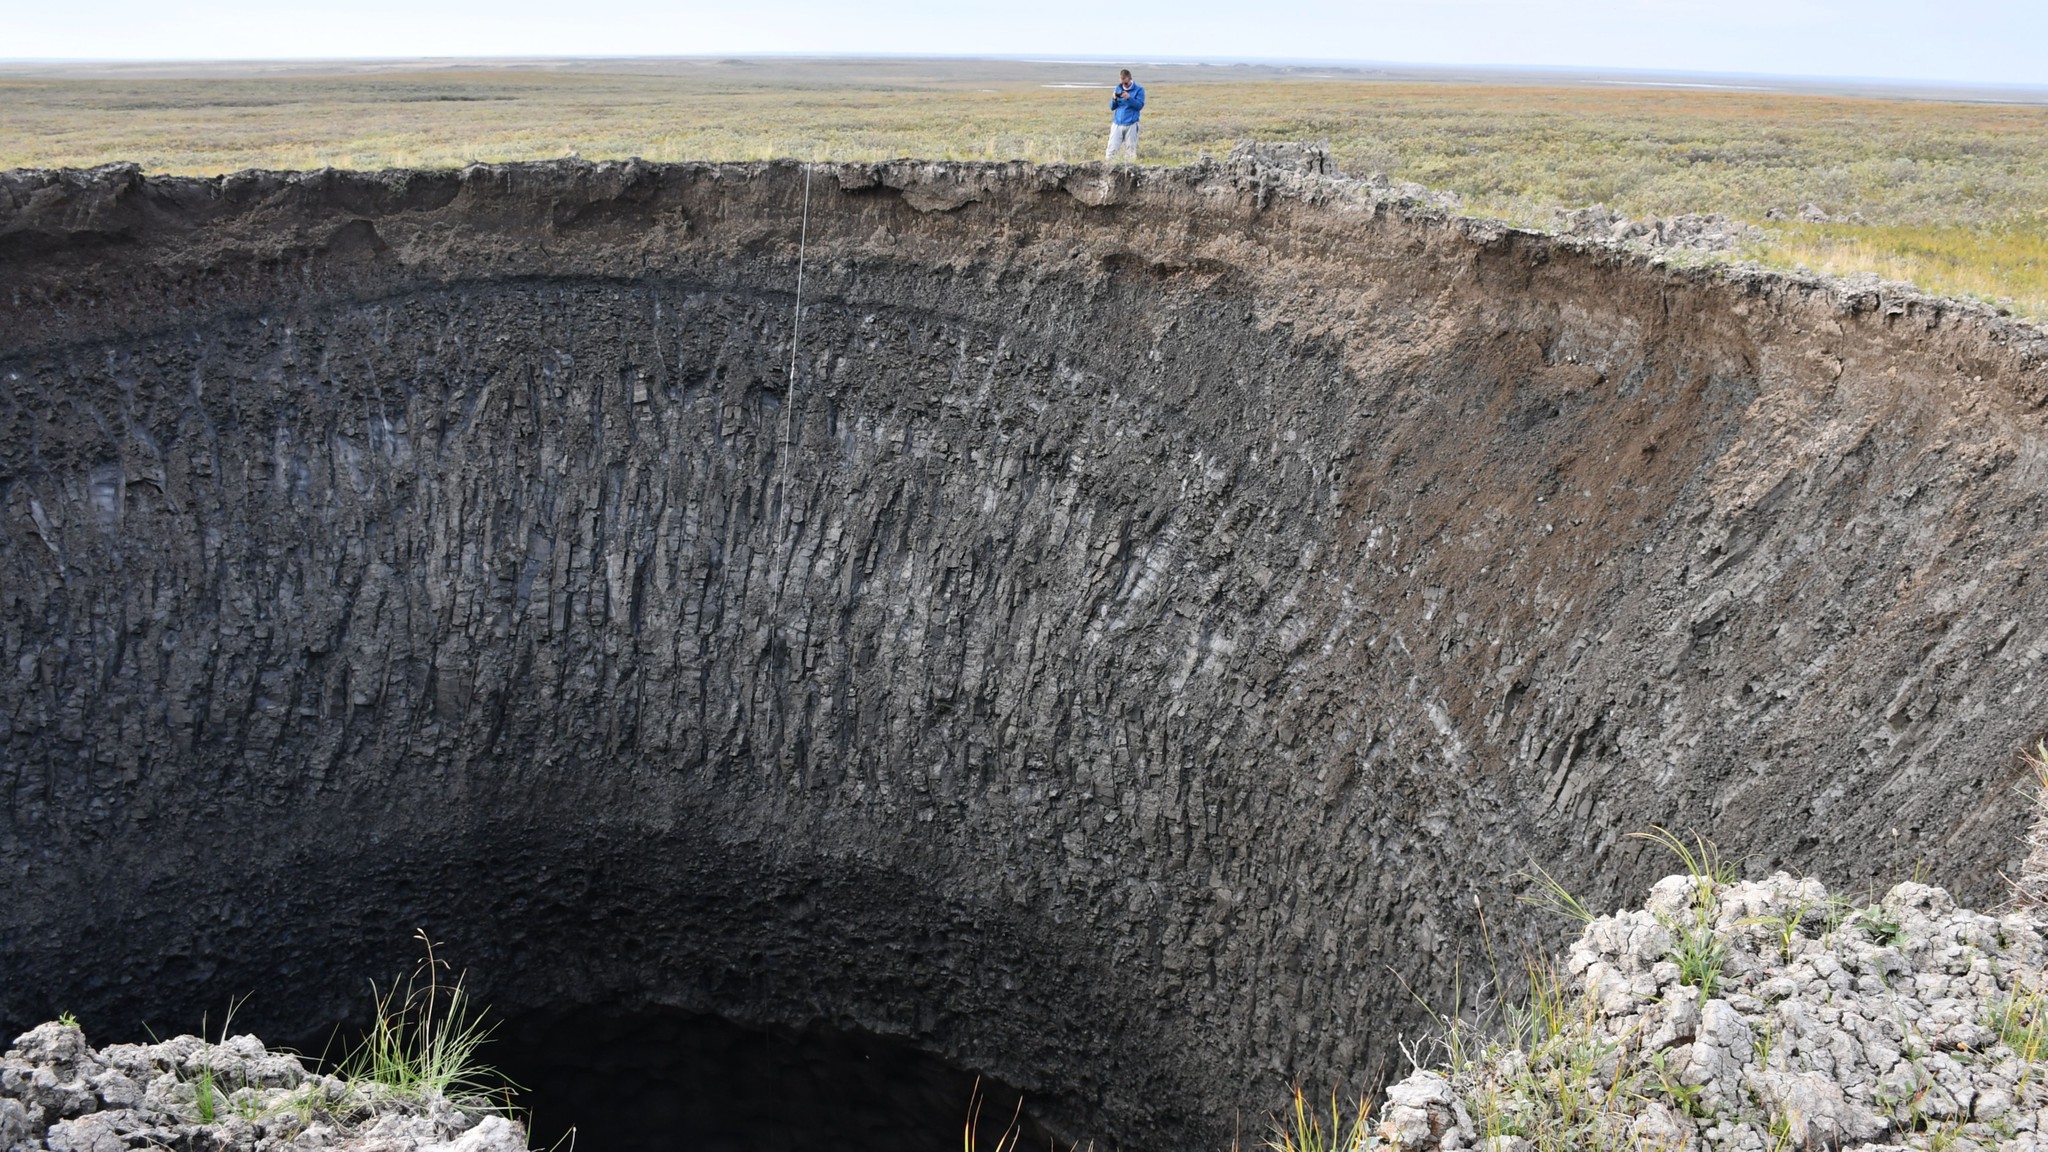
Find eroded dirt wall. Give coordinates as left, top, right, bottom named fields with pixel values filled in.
left=2, top=160, right=2046, bottom=1148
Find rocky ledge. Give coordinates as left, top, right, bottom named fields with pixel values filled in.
left=0, top=1024, right=527, bottom=1152
left=1383, top=868, right=2048, bottom=1152
left=7, top=867, right=2048, bottom=1152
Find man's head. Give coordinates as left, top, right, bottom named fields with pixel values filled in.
left=1119, top=69, right=1132, bottom=86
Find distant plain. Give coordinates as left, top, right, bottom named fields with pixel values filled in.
left=5, top=56, right=2047, bottom=317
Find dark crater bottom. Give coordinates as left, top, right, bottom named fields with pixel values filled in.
left=495, top=1009, right=1046, bottom=1152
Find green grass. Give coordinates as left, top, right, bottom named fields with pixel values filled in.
left=179, top=1000, right=250, bottom=1126
left=1630, top=828, right=1736, bottom=1007
left=1628, top=827, right=1736, bottom=892
left=1407, top=831, right=1743, bottom=1151
left=1668, top=918, right=1731, bottom=1005
left=119, top=939, right=510, bottom=1133
left=1986, top=976, right=2048, bottom=1091
left=1443, top=955, right=1651, bottom=1152
left=1989, top=993, right=2048, bottom=1120
left=1646, top=1049, right=1707, bottom=1119
left=1739, top=880, right=1855, bottom=962
left=340, top=930, right=514, bottom=1110
left=193, top=1063, right=217, bottom=1124
left=1856, top=906, right=1906, bottom=946
left=1518, top=861, right=1596, bottom=925
left=1390, top=884, right=1660, bottom=1152
left=6, top=62, right=2048, bottom=318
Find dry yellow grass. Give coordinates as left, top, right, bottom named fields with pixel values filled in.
left=1757, top=221, right=2048, bottom=315
left=5, top=61, right=2047, bottom=317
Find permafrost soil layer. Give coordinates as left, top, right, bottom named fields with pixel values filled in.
left=3, top=158, right=2047, bottom=1149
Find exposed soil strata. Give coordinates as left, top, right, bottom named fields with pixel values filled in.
left=2, top=157, right=2047, bottom=1149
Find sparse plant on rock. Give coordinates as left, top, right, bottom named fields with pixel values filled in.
left=1740, top=892, right=1821, bottom=964
left=166, top=997, right=251, bottom=1126
left=192, top=1061, right=217, bottom=1123
left=1856, top=904, right=1906, bottom=946
left=1985, top=973, right=2048, bottom=1098
left=1379, top=860, right=2048, bottom=1152
left=1393, top=943, right=1650, bottom=1152
left=1763, top=1113, right=1794, bottom=1152
left=1632, top=827, right=1735, bottom=1007
left=1749, top=1016, right=1777, bottom=1071
left=0, top=999, right=529, bottom=1152
left=1645, top=1049, right=1707, bottom=1119
left=1629, top=827, right=1737, bottom=893
left=1375, top=756, right=2048, bottom=1152
left=341, top=929, right=514, bottom=1111
left=1668, top=917, right=1730, bottom=1006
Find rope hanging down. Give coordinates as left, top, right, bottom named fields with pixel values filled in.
left=781, top=163, right=812, bottom=459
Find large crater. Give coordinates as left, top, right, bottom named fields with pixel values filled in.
left=3, top=158, right=2047, bottom=1149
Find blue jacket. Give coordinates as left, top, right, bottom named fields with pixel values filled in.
left=1110, top=83, right=1145, bottom=125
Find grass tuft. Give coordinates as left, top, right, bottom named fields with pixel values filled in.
left=1630, top=827, right=1735, bottom=1006
left=1263, top=1083, right=1376, bottom=1152
left=340, top=929, right=514, bottom=1110
left=1518, top=862, right=1595, bottom=925
left=962, top=1079, right=1024, bottom=1152
left=1405, top=945, right=1649, bottom=1152
left=1985, top=974, right=2048, bottom=1095
left=193, top=1063, right=217, bottom=1124
left=1627, top=827, right=1735, bottom=892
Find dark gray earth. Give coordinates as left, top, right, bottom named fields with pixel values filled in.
left=3, top=154, right=2047, bottom=1150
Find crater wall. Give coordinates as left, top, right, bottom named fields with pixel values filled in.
left=3, top=159, right=2046, bottom=1148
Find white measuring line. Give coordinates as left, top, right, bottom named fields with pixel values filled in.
left=780, top=162, right=812, bottom=461
left=769, top=162, right=814, bottom=612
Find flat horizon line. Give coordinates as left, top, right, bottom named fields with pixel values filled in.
left=1, top=52, right=2046, bottom=101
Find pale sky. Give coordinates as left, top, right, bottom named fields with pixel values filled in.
left=4, top=0, right=2042, bottom=88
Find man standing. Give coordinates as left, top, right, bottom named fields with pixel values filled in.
left=1106, top=69, right=1145, bottom=162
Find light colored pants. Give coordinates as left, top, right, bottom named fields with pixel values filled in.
left=1106, top=121, right=1140, bottom=162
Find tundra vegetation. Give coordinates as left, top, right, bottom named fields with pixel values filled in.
left=3, top=59, right=2047, bottom=316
